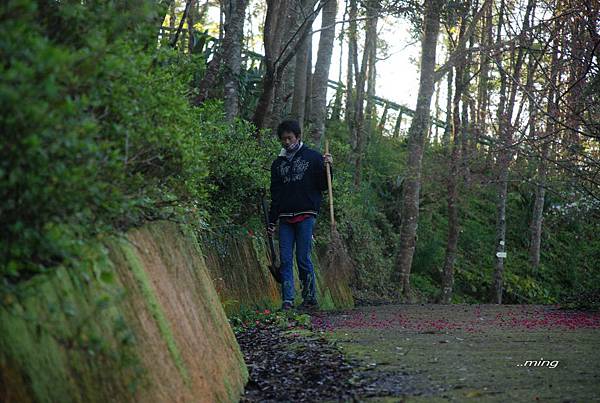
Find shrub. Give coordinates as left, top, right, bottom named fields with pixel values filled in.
left=0, top=0, right=208, bottom=279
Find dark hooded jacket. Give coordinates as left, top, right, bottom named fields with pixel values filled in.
left=268, top=144, right=331, bottom=225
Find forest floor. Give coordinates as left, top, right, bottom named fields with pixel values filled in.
left=237, top=304, right=600, bottom=402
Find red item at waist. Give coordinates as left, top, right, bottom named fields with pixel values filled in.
left=285, top=214, right=312, bottom=224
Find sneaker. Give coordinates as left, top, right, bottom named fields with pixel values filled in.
left=281, top=301, right=294, bottom=311
left=298, top=299, right=318, bottom=312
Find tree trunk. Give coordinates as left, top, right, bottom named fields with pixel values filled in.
left=460, top=21, right=474, bottom=186
left=252, top=0, right=320, bottom=131
left=187, top=0, right=196, bottom=53
left=433, top=80, right=441, bottom=143
left=169, top=1, right=176, bottom=29
left=479, top=0, right=494, bottom=171
left=529, top=9, right=560, bottom=271
left=194, top=0, right=230, bottom=106
left=345, top=0, right=358, bottom=127
left=352, top=0, right=379, bottom=187
left=564, top=4, right=585, bottom=159
left=365, top=32, right=377, bottom=137
left=272, top=0, right=316, bottom=130
left=170, top=0, right=193, bottom=48
left=393, top=110, right=403, bottom=138
left=270, top=58, right=294, bottom=130
left=309, top=0, right=338, bottom=144
left=154, top=0, right=176, bottom=47
left=330, top=5, right=347, bottom=122
left=291, top=41, right=309, bottom=123
left=251, top=0, right=290, bottom=130
left=491, top=0, right=534, bottom=303
left=529, top=142, right=548, bottom=269
left=491, top=0, right=509, bottom=304
left=475, top=0, right=492, bottom=151
left=223, top=0, right=249, bottom=121
left=291, top=0, right=314, bottom=123
left=442, top=67, right=453, bottom=147
left=304, top=35, right=313, bottom=126
left=441, top=69, right=462, bottom=304
left=441, top=13, right=467, bottom=304
left=378, top=103, right=389, bottom=133
left=393, top=0, right=442, bottom=298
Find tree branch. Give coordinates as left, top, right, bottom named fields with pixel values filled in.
left=170, top=0, right=193, bottom=48
left=434, top=0, right=490, bottom=82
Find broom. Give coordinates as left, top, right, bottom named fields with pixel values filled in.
left=323, top=141, right=353, bottom=304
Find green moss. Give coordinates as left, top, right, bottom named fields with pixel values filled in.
left=0, top=271, right=76, bottom=402
left=2, top=223, right=256, bottom=402
left=174, top=222, right=248, bottom=397
left=311, top=249, right=353, bottom=311
left=0, top=247, right=141, bottom=403
left=120, top=239, right=191, bottom=386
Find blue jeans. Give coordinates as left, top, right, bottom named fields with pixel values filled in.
left=279, top=216, right=317, bottom=304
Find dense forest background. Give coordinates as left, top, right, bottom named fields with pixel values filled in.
left=2, top=0, right=599, bottom=307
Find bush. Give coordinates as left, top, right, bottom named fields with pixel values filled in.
left=197, top=103, right=279, bottom=223
left=0, top=0, right=208, bottom=279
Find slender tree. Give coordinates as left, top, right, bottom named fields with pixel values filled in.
left=394, top=0, right=443, bottom=298
left=169, top=1, right=177, bottom=29
left=330, top=6, right=347, bottom=122
left=187, top=0, right=196, bottom=53
left=309, top=0, right=338, bottom=144
left=351, top=0, right=379, bottom=187
left=475, top=0, right=493, bottom=155
left=251, top=0, right=322, bottom=131
left=441, top=11, right=468, bottom=304
left=223, top=0, right=249, bottom=121
left=345, top=0, right=358, bottom=126
left=304, top=32, right=314, bottom=125
left=529, top=5, right=561, bottom=271
left=491, top=0, right=534, bottom=303
left=290, top=0, right=315, bottom=123
left=365, top=23, right=378, bottom=138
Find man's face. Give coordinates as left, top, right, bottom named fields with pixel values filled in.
left=280, top=131, right=298, bottom=150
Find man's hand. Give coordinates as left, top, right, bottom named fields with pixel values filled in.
left=267, top=223, right=276, bottom=236
left=323, top=153, right=333, bottom=166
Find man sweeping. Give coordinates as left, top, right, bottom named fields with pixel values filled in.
left=268, top=119, right=333, bottom=311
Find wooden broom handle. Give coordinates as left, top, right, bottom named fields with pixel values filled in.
left=325, top=140, right=335, bottom=230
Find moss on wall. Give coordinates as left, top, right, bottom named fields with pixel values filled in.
left=1, top=222, right=247, bottom=403
left=0, top=251, right=140, bottom=403
left=1, top=219, right=353, bottom=402
left=200, top=231, right=281, bottom=315
left=200, top=230, right=354, bottom=314
left=120, top=240, right=190, bottom=385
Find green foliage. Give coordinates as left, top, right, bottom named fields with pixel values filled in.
left=560, top=289, right=600, bottom=312
left=196, top=102, right=279, bottom=222
left=1, top=0, right=214, bottom=280
left=2, top=0, right=597, bottom=311
left=322, top=119, right=599, bottom=304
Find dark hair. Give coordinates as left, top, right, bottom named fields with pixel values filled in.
left=277, top=119, right=301, bottom=139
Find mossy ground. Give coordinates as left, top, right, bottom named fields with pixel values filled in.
left=316, top=304, right=600, bottom=402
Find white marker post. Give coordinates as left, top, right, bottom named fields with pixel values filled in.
left=497, top=240, right=507, bottom=259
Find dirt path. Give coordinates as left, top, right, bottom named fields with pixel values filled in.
left=313, top=304, right=600, bottom=402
